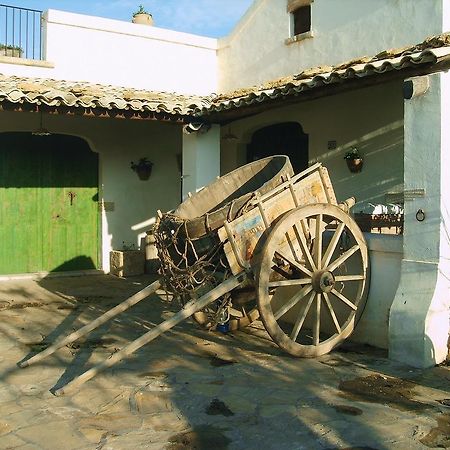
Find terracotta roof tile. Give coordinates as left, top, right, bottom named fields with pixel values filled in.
left=0, top=75, right=206, bottom=117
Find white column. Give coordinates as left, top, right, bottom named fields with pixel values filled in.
left=389, top=73, right=450, bottom=367
left=181, top=124, right=220, bottom=199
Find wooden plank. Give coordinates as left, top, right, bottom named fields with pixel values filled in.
left=318, top=166, right=337, bottom=205
left=19, top=280, right=162, bottom=368
left=54, top=274, right=245, bottom=395
left=219, top=169, right=330, bottom=274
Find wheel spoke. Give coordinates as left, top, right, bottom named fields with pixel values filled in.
left=269, top=278, right=312, bottom=288
left=273, top=285, right=313, bottom=320
left=257, top=203, right=368, bottom=358
left=314, top=214, right=323, bottom=269
left=331, top=288, right=357, bottom=310
left=334, top=275, right=365, bottom=282
left=323, top=292, right=341, bottom=333
left=300, top=218, right=310, bottom=241
left=290, top=290, right=315, bottom=341
left=285, top=231, right=301, bottom=263
left=327, top=245, right=360, bottom=272
left=275, top=251, right=313, bottom=277
left=313, top=293, right=321, bottom=346
left=293, top=223, right=316, bottom=271
left=322, top=222, right=345, bottom=269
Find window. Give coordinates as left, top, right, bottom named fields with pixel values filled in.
left=286, top=0, right=313, bottom=43
left=293, top=5, right=311, bottom=36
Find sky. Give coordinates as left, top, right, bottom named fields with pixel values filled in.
left=9, top=0, right=254, bottom=38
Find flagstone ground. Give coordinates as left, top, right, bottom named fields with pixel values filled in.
left=0, top=274, right=448, bottom=449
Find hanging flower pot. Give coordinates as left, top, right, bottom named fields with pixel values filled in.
left=344, top=148, right=363, bottom=173
left=346, top=157, right=363, bottom=173
left=131, top=158, right=153, bottom=180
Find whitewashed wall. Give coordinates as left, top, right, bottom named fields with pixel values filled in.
left=0, top=111, right=182, bottom=272
left=222, top=81, right=404, bottom=213
left=0, top=10, right=218, bottom=95
left=352, top=234, right=402, bottom=348
left=218, top=0, right=445, bottom=92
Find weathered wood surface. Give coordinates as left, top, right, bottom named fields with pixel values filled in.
left=54, top=274, right=245, bottom=395
left=19, top=280, right=162, bottom=368
left=219, top=166, right=337, bottom=275
left=256, top=203, right=369, bottom=357
left=173, top=155, right=294, bottom=239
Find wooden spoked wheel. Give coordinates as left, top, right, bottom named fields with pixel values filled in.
left=257, top=204, right=369, bottom=357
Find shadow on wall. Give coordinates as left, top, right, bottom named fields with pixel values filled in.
left=320, top=121, right=404, bottom=212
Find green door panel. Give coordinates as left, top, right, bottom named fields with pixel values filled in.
left=0, top=133, right=99, bottom=274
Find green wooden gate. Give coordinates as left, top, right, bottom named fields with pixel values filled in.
left=0, top=133, right=99, bottom=274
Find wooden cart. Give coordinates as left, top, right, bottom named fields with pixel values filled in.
left=19, top=156, right=369, bottom=394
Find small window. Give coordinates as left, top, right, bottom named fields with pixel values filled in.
left=292, top=5, right=311, bottom=36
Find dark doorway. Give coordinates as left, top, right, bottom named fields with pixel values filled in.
left=247, top=122, right=309, bottom=174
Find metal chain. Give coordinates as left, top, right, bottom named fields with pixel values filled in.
left=154, top=213, right=230, bottom=306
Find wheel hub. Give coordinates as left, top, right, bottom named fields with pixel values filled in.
left=312, top=270, right=335, bottom=293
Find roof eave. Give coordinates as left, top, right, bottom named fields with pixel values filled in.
left=198, top=49, right=450, bottom=124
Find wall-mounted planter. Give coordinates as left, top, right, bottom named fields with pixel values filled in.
left=0, top=47, right=22, bottom=58
left=132, top=13, right=153, bottom=25
left=135, top=165, right=152, bottom=180
left=131, top=158, right=153, bottom=180
left=346, top=158, right=363, bottom=173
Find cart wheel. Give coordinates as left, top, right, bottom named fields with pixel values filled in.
left=257, top=203, right=369, bottom=357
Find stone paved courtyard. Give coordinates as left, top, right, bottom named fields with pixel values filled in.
left=0, top=274, right=449, bottom=449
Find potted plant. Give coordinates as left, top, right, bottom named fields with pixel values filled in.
left=344, top=148, right=363, bottom=173
left=132, top=5, right=153, bottom=25
left=0, top=44, right=23, bottom=58
left=131, top=157, right=153, bottom=180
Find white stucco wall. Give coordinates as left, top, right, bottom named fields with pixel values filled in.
left=218, top=0, right=445, bottom=92
left=182, top=125, right=221, bottom=198
left=0, top=111, right=182, bottom=272
left=444, top=0, right=450, bottom=32
left=0, top=10, right=218, bottom=95
left=352, top=234, right=402, bottom=349
left=222, top=81, right=404, bottom=213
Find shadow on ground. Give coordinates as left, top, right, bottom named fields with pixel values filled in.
left=0, top=273, right=449, bottom=449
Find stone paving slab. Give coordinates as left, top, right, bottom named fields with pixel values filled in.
left=0, top=274, right=449, bottom=450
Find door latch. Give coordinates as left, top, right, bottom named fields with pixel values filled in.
left=68, top=191, right=77, bottom=206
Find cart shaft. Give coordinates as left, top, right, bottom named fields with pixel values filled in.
left=55, top=273, right=245, bottom=396
left=19, top=280, right=162, bottom=368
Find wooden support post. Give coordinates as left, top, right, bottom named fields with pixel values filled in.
left=19, top=280, right=162, bottom=368
left=54, top=274, right=245, bottom=396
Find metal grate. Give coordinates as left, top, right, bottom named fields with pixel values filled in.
left=0, top=3, right=43, bottom=60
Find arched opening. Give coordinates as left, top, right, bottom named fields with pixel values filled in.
left=247, top=122, right=309, bottom=173
left=0, top=132, right=99, bottom=274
